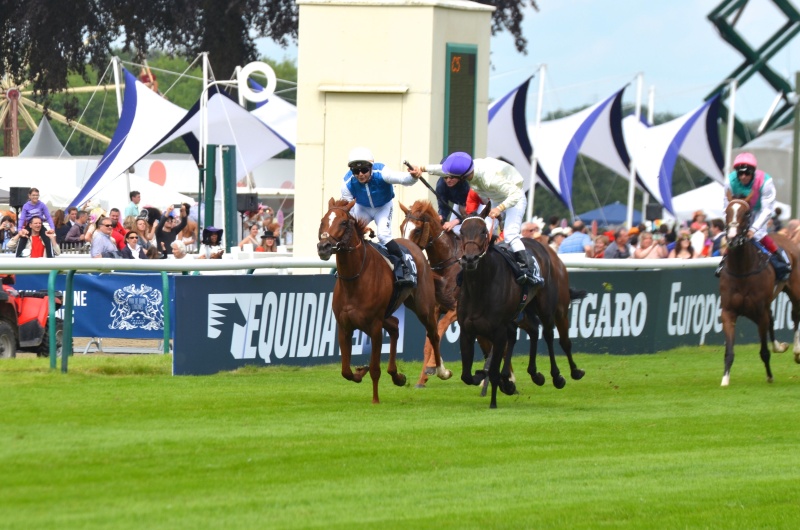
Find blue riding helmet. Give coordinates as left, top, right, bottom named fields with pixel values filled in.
left=442, top=152, right=474, bottom=179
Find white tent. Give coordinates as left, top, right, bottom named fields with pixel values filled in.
left=69, top=68, right=188, bottom=208
left=623, top=96, right=724, bottom=215
left=528, top=88, right=633, bottom=214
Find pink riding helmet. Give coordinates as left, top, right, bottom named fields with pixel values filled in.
left=733, top=152, right=758, bottom=169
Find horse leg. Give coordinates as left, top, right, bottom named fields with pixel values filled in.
left=556, top=315, right=585, bottom=380
left=477, top=336, right=493, bottom=395
left=521, top=318, right=545, bottom=386
left=543, top=325, right=566, bottom=389
left=383, top=316, right=407, bottom=388
left=769, top=312, right=789, bottom=353
left=757, top=313, right=774, bottom=384
left=487, top=332, right=508, bottom=409
left=721, top=309, right=737, bottom=386
left=415, top=335, right=432, bottom=388
left=499, top=325, right=517, bottom=396
left=459, top=328, right=482, bottom=386
left=791, top=298, right=800, bottom=363
left=338, top=326, right=361, bottom=383
left=431, top=310, right=454, bottom=381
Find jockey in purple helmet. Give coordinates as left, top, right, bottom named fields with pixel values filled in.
left=721, top=152, right=790, bottom=280
left=341, top=146, right=419, bottom=287
left=410, top=153, right=543, bottom=286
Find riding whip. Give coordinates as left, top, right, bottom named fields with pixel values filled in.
left=403, top=160, right=464, bottom=222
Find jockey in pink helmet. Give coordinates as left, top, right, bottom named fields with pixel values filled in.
left=721, top=152, right=790, bottom=280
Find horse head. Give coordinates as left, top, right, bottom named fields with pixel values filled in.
left=317, top=198, right=359, bottom=260
left=725, top=198, right=752, bottom=248
left=458, top=202, right=493, bottom=271
left=400, top=200, right=439, bottom=249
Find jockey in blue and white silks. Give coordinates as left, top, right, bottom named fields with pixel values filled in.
left=340, top=147, right=419, bottom=286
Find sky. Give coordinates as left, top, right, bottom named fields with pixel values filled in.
left=257, top=0, right=800, bottom=122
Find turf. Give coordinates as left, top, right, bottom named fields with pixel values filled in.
left=2, top=346, right=800, bottom=529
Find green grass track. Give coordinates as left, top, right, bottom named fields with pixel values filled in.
left=2, top=346, right=799, bottom=529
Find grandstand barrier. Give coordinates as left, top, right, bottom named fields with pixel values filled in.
left=4, top=255, right=793, bottom=376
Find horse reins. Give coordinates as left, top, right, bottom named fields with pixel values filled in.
left=403, top=213, right=459, bottom=271
left=460, top=216, right=490, bottom=259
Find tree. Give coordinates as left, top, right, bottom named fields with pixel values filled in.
left=1, top=0, right=532, bottom=95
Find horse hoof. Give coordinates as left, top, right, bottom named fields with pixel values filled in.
left=414, top=383, right=426, bottom=389
left=424, top=366, right=437, bottom=376
left=500, top=380, right=516, bottom=396
left=462, top=374, right=477, bottom=386
left=773, top=342, right=789, bottom=353
left=438, top=369, right=453, bottom=381
left=553, top=376, right=566, bottom=389
left=571, top=369, right=585, bottom=380
left=766, top=376, right=774, bottom=384
left=721, top=375, right=730, bottom=387
left=393, top=373, right=407, bottom=387
left=531, top=373, right=545, bottom=386
left=795, top=353, right=800, bottom=365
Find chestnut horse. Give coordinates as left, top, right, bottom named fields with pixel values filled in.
left=317, top=198, right=448, bottom=403
left=457, top=204, right=585, bottom=408
left=720, top=198, right=800, bottom=386
left=399, top=200, right=478, bottom=388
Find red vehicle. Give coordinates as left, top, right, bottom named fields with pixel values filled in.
left=0, top=276, right=63, bottom=358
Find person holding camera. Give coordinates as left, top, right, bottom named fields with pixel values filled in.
left=1, top=215, right=17, bottom=250
left=155, top=204, right=187, bottom=257
left=7, top=215, right=60, bottom=258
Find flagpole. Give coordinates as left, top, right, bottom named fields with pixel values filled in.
left=724, top=79, right=737, bottom=174
left=526, top=64, right=546, bottom=222
left=625, top=73, right=643, bottom=228
left=641, top=85, right=654, bottom=217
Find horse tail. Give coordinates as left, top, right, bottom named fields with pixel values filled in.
left=569, top=288, right=588, bottom=301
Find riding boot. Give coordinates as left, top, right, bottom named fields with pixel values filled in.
left=513, top=250, right=544, bottom=287
left=385, top=240, right=415, bottom=287
left=770, top=248, right=792, bottom=282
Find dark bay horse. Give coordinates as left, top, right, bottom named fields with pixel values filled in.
left=720, top=198, right=800, bottom=386
left=457, top=204, right=585, bottom=408
left=317, top=198, right=448, bottom=403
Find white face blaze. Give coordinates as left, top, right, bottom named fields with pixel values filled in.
left=727, top=202, right=741, bottom=240
left=402, top=221, right=415, bottom=240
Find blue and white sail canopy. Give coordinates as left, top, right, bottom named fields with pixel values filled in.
left=527, top=87, right=634, bottom=215
left=69, top=67, right=298, bottom=208
left=68, top=68, right=187, bottom=208
left=622, top=95, right=724, bottom=215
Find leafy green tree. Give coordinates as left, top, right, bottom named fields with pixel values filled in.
left=1, top=0, right=532, bottom=96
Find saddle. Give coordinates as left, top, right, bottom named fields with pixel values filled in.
left=367, top=241, right=418, bottom=317
left=491, top=243, right=535, bottom=321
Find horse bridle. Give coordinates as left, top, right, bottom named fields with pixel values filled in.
left=459, top=215, right=490, bottom=260
left=403, top=212, right=459, bottom=271
left=320, top=207, right=367, bottom=281
left=726, top=200, right=752, bottom=249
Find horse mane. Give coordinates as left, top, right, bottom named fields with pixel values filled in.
left=330, top=199, right=369, bottom=240
left=410, top=200, right=441, bottom=224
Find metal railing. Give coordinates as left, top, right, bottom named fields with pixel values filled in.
left=0, top=257, right=335, bottom=373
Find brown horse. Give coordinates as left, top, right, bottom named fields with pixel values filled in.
left=317, top=198, right=448, bottom=403
left=399, top=200, right=472, bottom=387
left=720, top=198, right=800, bottom=386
